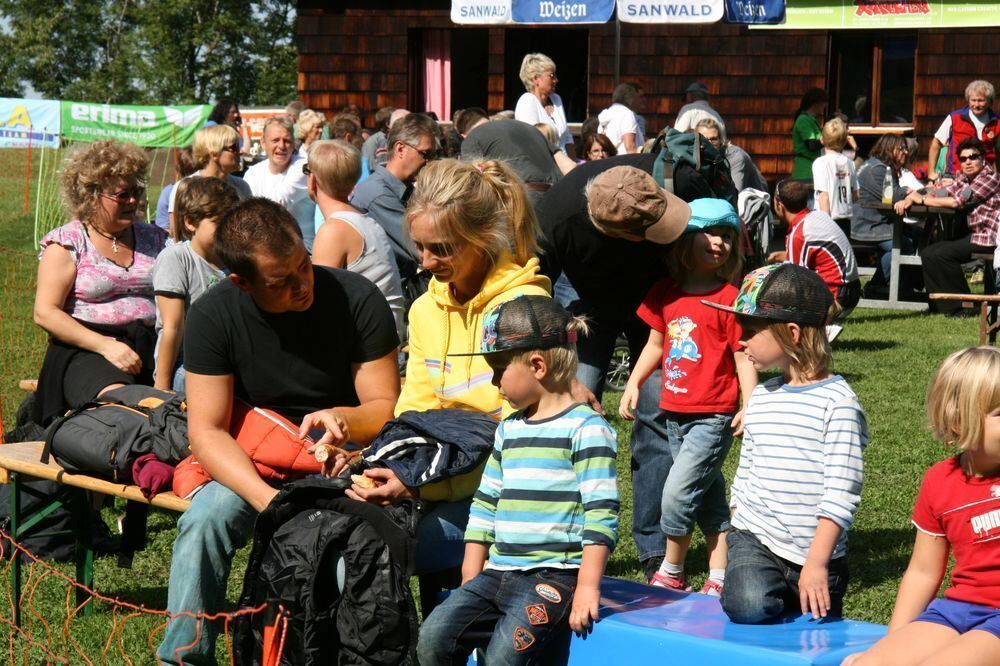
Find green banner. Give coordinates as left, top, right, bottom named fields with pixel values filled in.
left=759, top=1, right=1000, bottom=29
left=59, top=102, right=211, bottom=147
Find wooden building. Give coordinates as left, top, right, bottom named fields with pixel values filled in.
left=297, top=1, right=1000, bottom=183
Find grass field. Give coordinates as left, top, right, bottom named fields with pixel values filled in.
left=0, top=147, right=986, bottom=662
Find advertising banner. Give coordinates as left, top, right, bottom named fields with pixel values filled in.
left=59, top=102, right=211, bottom=147
left=761, top=1, right=1000, bottom=29
left=240, top=107, right=286, bottom=144
left=0, top=98, right=61, bottom=148
left=452, top=0, right=512, bottom=23
left=724, top=0, right=786, bottom=23
left=617, top=0, right=725, bottom=23
left=513, top=0, right=616, bottom=22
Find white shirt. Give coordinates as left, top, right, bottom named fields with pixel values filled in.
left=811, top=152, right=859, bottom=220
left=514, top=92, right=572, bottom=152
left=934, top=111, right=990, bottom=145
left=597, top=103, right=643, bottom=154
left=167, top=171, right=252, bottom=214
left=674, top=100, right=726, bottom=136
left=244, top=155, right=316, bottom=248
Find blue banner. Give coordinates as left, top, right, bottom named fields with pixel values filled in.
left=0, top=98, right=61, bottom=149
left=724, top=0, right=785, bottom=23
left=512, top=0, right=616, bottom=23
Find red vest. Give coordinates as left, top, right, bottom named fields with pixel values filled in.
left=946, top=108, right=1000, bottom=174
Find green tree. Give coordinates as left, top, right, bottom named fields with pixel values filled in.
left=0, top=0, right=297, bottom=105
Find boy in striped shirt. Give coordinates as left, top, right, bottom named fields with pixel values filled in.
left=703, top=264, right=868, bottom=624
left=418, top=296, right=619, bottom=665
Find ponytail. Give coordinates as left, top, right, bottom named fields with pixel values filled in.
left=476, top=160, right=540, bottom=265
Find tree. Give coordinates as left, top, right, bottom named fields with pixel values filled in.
left=0, top=0, right=297, bottom=106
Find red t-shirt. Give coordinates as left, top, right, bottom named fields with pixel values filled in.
left=912, top=456, right=1000, bottom=609
left=636, top=279, right=741, bottom=413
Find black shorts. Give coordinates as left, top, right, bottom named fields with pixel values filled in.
left=62, top=350, right=136, bottom=408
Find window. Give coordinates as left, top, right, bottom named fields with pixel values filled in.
left=830, top=33, right=916, bottom=127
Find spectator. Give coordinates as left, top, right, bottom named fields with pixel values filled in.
left=928, top=80, right=1000, bottom=182
left=582, top=133, right=617, bottom=162
left=898, top=138, right=1000, bottom=315
left=694, top=118, right=767, bottom=192
left=674, top=81, right=725, bottom=135
left=243, top=116, right=315, bottom=250
left=32, top=140, right=167, bottom=426
left=350, top=112, right=440, bottom=291
left=811, top=117, right=859, bottom=230
left=361, top=106, right=395, bottom=170
left=308, top=139, right=405, bottom=341
left=791, top=88, right=827, bottom=180
left=167, top=124, right=252, bottom=231
left=295, top=109, right=326, bottom=159
left=284, top=100, right=305, bottom=123
left=156, top=198, right=399, bottom=663
left=154, top=147, right=198, bottom=232
left=535, top=123, right=577, bottom=175
left=514, top=52, right=573, bottom=156
left=206, top=97, right=251, bottom=157
left=454, top=106, right=490, bottom=140
left=330, top=112, right=362, bottom=148
left=598, top=83, right=644, bottom=154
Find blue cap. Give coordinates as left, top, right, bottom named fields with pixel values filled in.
left=683, top=198, right=741, bottom=235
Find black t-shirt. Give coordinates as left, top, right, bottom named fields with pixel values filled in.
left=461, top=120, right=562, bottom=186
left=184, top=266, right=399, bottom=420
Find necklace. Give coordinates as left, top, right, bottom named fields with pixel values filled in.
left=88, top=224, right=124, bottom=253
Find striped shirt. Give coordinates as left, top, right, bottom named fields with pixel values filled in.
left=730, top=376, right=868, bottom=565
left=465, top=403, right=619, bottom=570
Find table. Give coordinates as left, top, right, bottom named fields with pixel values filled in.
left=859, top=202, right=955, bottom=310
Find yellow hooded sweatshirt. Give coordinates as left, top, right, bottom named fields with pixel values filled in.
left=395, top=253, right=551, bottom=501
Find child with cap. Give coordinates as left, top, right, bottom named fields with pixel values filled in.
left=703, top=263, right=869, bottom=624
left=619, top=198, right=757, bottom=595
left=417, top=295, right=619, bottom=665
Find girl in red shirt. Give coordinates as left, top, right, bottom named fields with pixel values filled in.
left=619, top=199, right=756, bottom=595
left=846, top=346, right=1000, bottom=666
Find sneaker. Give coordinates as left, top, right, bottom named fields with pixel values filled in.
left=649, top=571, right=689, bottom=591
left=699, top=579, right=724, bottom=597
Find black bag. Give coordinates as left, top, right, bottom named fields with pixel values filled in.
left=233, top=477, right=418, bottom=666
left=41, top=385, right=189, bottom=481
left=650, top=128, right=738, bottom=206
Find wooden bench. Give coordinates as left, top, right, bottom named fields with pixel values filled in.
left=929, top=293, right=1000, bottom=344
left=0, top=440, right=189, bottom=626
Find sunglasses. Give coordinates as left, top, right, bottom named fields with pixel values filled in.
left=302, top=163, right=312, bottom=175
left=404, top=142, right=438, bottom=161
left=958, top=153, right=983, bottom=163
left=222, top=144, right=240, bottom=153
left=100, top=187, right=145, bottom=203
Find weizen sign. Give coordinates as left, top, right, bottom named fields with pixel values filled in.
left=724, top=0, right=786, bottom=23
left=451, top=0, right=614, bottom=23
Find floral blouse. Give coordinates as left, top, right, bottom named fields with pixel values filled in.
left=38, top=220, right=167, bottom=327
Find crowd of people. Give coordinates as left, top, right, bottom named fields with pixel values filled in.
left=22, top=55, right=1000, bottom=665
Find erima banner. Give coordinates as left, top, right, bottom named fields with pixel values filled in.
left=724, top=0, right=786, bottom=23
left=0, top=98, right=61, bottom=148
left=60, top=102, right=212, bottom=147
left=762, top=1, right=1000, bottom=29
left=451, top=0, right=614, bottom=23
left=617, top=0, right=725, bottom=22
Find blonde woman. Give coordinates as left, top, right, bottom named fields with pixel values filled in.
left=514, top=52, right=573, bottom=155
left=296, top=109, right=327, bottom=158
left=167, top=124, right=252, bottom=230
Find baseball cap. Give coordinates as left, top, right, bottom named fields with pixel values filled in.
left=702, top=263, right=833, bottom=326
left=587, top=166, right=691, bottom=244
left=452, top=295, right=578, bottom=356
left=684, top=198, right=741, bottom=235
left=686, top=82, right=710, bottom=95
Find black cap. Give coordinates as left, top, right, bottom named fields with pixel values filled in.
left=702, top=263, right=833, bottom=326
left=452, top=295, right=577, bottom=356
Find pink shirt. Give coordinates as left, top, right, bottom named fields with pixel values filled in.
left=39, top=220, right=166, bottom=327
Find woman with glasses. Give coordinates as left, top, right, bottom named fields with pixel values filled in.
left=32, top=140, right=168, bottom=425
left=581, top=133, right=617, bottom=162
left=514, top=53, right=574, bottom=157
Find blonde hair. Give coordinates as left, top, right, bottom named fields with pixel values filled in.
left=488, top=316, right=590, bottom=386
left=534, top=123, right=559, bottom=151
left=821, top=117, right=848, bottom=151
left=667, top=227, right=743, bottom=285
left=926, top=346, right=1000, bottom=452
left=405, top=159, right=540, bottom=266
left=60, top=140, right=149, bottom=221
left=308, top=140, right=360, bottom=200
left=519, top=53, right=556, bottom=92
left=740, top=316, right=832, bottom=381
left=296, top=109, right=326, bottom=140
left=193, top=124, right=239, bottom=167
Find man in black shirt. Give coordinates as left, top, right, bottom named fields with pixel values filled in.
left=158, top=199, right=399, bottom=664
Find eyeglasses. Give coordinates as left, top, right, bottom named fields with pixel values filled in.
left=222, top=144, right=240, bottom=153
left=404, top=142, right=438, bottom=161
left=958, top=153, right=983, bottom=163
left=541, top=72, right=558, bottom=80
left=100, top=187, right=145, bottom=203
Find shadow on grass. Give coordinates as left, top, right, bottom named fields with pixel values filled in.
left=834, top=339, right=897, bottom=352
left=846, top=526, right=914, bottom=589
left=851, top=310, right=925, bottom=324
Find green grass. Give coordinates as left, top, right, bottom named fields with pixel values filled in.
left=0, top=147, right=986, bottom=660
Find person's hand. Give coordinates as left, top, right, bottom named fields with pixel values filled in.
left=767, top=251, right=787, bottom=264
left=893, top=197, right=914, bottom=216
left=928, top=169, right=939, bottom=184
left=100, top=339, right=141, bottom=375
left=799, top=560, right=831, bottom=619
left=346, top=467, right=414, bottom=506
left=571, top=378, right=604, bottom=416
left=299, top=409, right=351, bottom=476
left=731, top=409, right=746, bottom=437
left=840, top=653, right=863, bottom=666
left=569, top=584, right=601, bottom=637
left=618, top=383, right=640, bottom=421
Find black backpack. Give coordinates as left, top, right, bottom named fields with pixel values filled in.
left=233, top=477, right=418, bottom=666
left=650, top=128, right=738, bottom=207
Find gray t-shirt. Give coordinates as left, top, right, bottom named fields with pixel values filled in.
left=152, top=241, right=226, bottom=362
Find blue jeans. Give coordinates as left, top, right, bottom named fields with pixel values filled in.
left=629, top=369, right=673, bottom=563
left=721, top=529, right=849, bottom=624
left=414, top=499, right=470, bottom=574
left=575, top=309, right=650, bottom=399
left=172, top=365, right=186, bottom=394
left=418, top=568, right=577, bottom=666
left=658, top=412, right=734, bottom=538
left=157, top=481, right=258, bottom=665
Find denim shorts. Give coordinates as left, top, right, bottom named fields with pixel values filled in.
left=916, top=597, right=1000, bottom=640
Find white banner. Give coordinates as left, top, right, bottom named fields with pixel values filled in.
left=617, top=0, right=724, bottom=22
left=452, top=0, right=513, bottom=23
